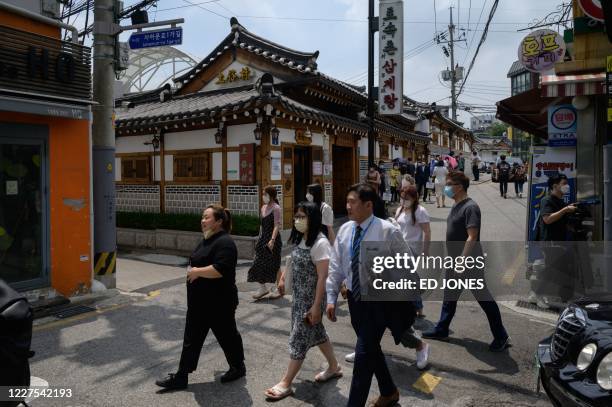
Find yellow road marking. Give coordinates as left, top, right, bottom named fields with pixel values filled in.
left=147, top=290, right=161, bottom=298
left=413, top=372, right=442, bottom=394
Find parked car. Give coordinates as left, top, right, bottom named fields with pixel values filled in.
left=537, top=298, right=612, bottom=407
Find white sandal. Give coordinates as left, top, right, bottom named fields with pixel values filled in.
left=265, top=384, right=293, bottom=400
left=315, top=366, right=342, bottom=383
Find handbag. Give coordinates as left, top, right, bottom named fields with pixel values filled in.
left=382, top=192, right=392, bottom=201
left=426, top=181, right=435, bottom=190
left=283, top=255, right=293, bottom=295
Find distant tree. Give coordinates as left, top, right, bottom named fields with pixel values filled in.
left=488, top=122, right=508, bottom=139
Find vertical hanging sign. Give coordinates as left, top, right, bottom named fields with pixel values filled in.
left=379, top=0, right=404, bottom=116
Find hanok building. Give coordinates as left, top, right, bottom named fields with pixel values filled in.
left=115, top=18, right=430, bottom=227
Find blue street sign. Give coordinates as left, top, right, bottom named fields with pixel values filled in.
left=129, top=27, right=182, bottom=49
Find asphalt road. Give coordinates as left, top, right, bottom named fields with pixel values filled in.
left=27, top=177, right=561, bottom=407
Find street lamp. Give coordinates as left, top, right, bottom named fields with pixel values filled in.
left=253, top=124, right=262, bottom=141
left=215, top=122, right=224, bottom=144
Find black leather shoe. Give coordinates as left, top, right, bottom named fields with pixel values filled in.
left=155, top=372, right=188, bottom=390
left=220, top=364, right=246, bottom=383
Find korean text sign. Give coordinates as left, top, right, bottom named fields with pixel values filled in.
left=548, top=104, right=577, bottom=147
left=379, top=0, right=404, bottom=115
left=518, top=29, right=566, bottom=73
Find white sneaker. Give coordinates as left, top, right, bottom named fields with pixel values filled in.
left=345, top=352, right=355, bottom=363
left=252, top=284, right=269, bottom=300
left=416, top=343, right=430, bottom=370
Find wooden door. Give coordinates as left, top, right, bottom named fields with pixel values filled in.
left=332, top=145, right=354, bottom=215
left=281, top=143, right=294, bottom=227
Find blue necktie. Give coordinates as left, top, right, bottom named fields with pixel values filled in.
left=351, top=225, right=362, bottom=301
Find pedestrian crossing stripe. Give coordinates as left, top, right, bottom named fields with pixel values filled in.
left=412, top=372, right=442, bottom=394
left=94, top=251, right=117, bottom=276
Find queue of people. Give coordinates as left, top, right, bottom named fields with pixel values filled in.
left=156, top=170, right=511, bottom=406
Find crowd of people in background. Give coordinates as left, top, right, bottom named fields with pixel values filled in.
left=153, top=151, right=518, bottom=406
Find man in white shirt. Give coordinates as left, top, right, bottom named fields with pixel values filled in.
left=326, top=184, right=409, bottom=407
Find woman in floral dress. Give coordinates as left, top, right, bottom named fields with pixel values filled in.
left=248, top=185, right=282, bottom=299
left=264, top=202, right=341, bottom=401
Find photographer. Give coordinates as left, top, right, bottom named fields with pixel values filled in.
left=539, top=174, right=576, bottom=241
left=536, top=174, right=577, bottom=304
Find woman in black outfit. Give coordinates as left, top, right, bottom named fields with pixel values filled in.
left=156, top=205, right=245, bottom=390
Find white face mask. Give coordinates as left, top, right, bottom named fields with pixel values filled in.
left=306, top=193, right=314, bottom=202
left=294, top=218, right=308, bottom=234
left=403, top=200, right=413, bottom=209
left=560, top=184, right=570, bottom=195
left=263, top=194, right=270, bottom=204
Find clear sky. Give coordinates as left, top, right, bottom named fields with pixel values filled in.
left=107, top=0, right=569, bottom=127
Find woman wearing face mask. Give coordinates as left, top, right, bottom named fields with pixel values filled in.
left=265, top=202, right=341, bottom=401
left=432, top=160, right=449, bottom=208
left=248, top=185, right=283, bottom=300
left=156, top=205, right=245, bottom=390
left=306, top=183, right=335, bottom=245
left=394, top=186, right=431, bottom=319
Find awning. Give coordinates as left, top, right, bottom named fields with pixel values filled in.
left=496, top=88, right=570, bottom=139
left=541, top=72, right=606, bottom=97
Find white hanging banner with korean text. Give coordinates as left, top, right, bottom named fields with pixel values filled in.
left=379, top=0, right=404, bottom=115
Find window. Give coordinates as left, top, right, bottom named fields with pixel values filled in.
left=121, top=156, right=151, bottom=182
left=173, top=153, right=211, bottom=181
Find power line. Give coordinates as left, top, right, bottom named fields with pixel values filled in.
left=344, top=38, right=437, bottom=84
left=458, top=0, right=499, bottom=98
left=155, top=0, right=222, bottom=12
left=181, top=0, right=228, bottom=20
left=462, top=0, right=487, bottom=66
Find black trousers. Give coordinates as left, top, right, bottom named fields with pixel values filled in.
left=391, top=186, right=400, bottom=202
left=499, top=178, right=508, bottom=196
left=417, top=182, right=428, bottom=201
left=178, top=286, right=244, bottom=374
left=347, top=292, right=396, bottom=406
left=472, top=166, right=480, bottom=181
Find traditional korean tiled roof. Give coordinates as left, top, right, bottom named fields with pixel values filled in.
left=115, top=86, right=260, bottom=125
left=174, top=17, right=320, bottom=89
left=115, top=85, right=428, bottom=144
left=114, top=85, right=370, bottom=135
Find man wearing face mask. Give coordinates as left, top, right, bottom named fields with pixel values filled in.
left=539, top=174, right=576, bottom=241
left=423, top=172, right=510, bottom=352
left=536, top=174, right=578, bottom=303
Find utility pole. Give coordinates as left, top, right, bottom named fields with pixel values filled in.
left=92, top=0, right=118, bottom=287
left=367, top=0, right=377, bottom=168
left=449, top=6, right=457, bottom=121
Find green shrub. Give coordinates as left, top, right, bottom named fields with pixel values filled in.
left=116, top=211, right=259, bottom=236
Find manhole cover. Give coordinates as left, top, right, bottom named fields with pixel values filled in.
left=53, top=304, right=96, bottom=319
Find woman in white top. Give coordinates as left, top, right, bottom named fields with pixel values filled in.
left=266, top=202, right=341, bottom=401
left=306, top=183, right=335, bottom=244
left=395, top=185, right=431, bottom=318
left=432, top=160, right=449, bottom=208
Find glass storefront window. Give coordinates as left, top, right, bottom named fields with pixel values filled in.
left=0, top=128, right=47, bottom=288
